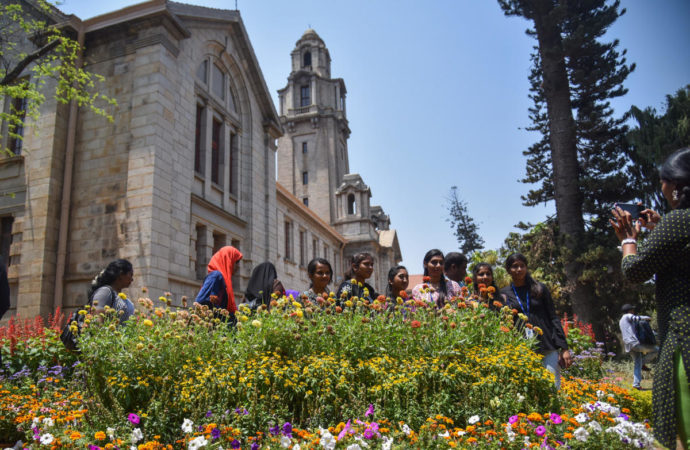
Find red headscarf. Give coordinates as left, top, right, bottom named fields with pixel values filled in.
left=207, top=246, right=243, bottom=313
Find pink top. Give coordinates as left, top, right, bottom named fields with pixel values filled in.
left=411, top=279, right=462, bottom=304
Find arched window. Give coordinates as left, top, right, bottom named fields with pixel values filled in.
left=347, top=194, right=356, bottom=215
left=303, top=51, right=311, bottom=67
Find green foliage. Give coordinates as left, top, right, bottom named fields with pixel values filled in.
left=626, top=85, right=690, bottom=212
left=0, top=0, right=116, bottom=156
left=446, top=186, right=484, bottom=255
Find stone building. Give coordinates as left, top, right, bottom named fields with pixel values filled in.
left=0, top=0, right=400, bottom=319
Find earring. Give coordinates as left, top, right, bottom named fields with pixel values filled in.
left=673, top=190, right=679, bottom=201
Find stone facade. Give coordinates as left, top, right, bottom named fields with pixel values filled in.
left=0, top=1, right=400, bottom=320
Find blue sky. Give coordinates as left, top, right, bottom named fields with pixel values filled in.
left=60, top=0, right=690, bottom=272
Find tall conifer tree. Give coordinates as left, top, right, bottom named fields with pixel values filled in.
left=498, top=0, right=634, bottom=333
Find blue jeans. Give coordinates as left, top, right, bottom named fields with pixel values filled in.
left=631, top=344, right=658, bottom=388
left=542, top=350, right=561, bottom=390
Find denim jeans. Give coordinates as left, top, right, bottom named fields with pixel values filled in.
left=630, top=343, right=658, bottom=388
left=542, top=350, right=561, bottom=390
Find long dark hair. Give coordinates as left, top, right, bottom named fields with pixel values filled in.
left=504, top=253, right=544, bottom=300
left=472, top=262, right=499, bottom=295
left=88, top=259, right=133, bottom=300
left=344, top=252, right=373, bottom=280
left=660, top=147, right=690, bottom=209
left=386, top=265, right=408, bottom=298
left=307, top=257, right=332, bottom=288
left=422, top=249, right=448, bottom=302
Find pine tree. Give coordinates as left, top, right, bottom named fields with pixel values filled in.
left=446, top=187, right=484, bottom=256
left=498, top=0, right=634, bottom=333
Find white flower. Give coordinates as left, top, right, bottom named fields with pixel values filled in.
left=39, top=434, right=54, bottom=445
left=588, top=421, right=602, bottom=432
left=32, top=417, right=41, bottom=428
left=188, top=436, right=208, bottom=450
left=293, top=444, right=302, bottom=450
left=131, top=427, right=144, bottom=444
left=280, top=435, right=292, bottom=448
left=130, top=447, right=137, bottom=450
left=182, top=418, right=194, bottom=433
left=573, top=427, right=590, bottom=442
left=468, top=415, right=480, bottom=424
left=381, top=437, right=393, bottom=450
left=517, top=394, right=525, bottom=402
left=346, top=445, right=362, bottom=450
left=319, top=431, right=336, bottom=450
left=42, top=417, right=54, bottom=427
left=107, top=427, right=116, bottom=439
left=575, top=413, right=589, bottom=423
left=524, top=436, right=531, bottom=445
left=457, top=430, right=466, bottom=436
left=438, top=430, right=450, bottom=438
left=596, top=389, right=605, bottom=398
left=401, top=424, right=412, bottom=436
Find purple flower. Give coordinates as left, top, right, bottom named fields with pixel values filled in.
left=251, top=443, right=260, bottom=450
left=235, top=407, right=249, bottom=415
left=206, top=410, right=213, bottom=418
left=618, top=413, right=629, bottom=421
left=282, top=421, right=293, bottom=437
left=550, top=413, right=562, bottom=424
left=89, top=446, right=102, bottom=450
left=509, top=415, right=519, bottom=424
left=211, top=428, right=221, bottom=440
left=535, top=425, right=546, bottom=436
left=269, top=424, right=280, bottom=436
left=230, top=439, right=241, bottom=449
left=364, top=422, right=380, bottom=439
left=337, top=420, right=351, bottom=441
left=127, top=413, right=140, bottom=425
left=365, top=403, right=375, bottom=417
left=198, top=425, right=205, bottom=432
left=32, top=426, right=40, bottom=439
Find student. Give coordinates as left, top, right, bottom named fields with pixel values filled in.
left=336, top=252, right=377, bottom=303
left=195, top=246, right=242, bottom=317
left=619, top=304, right=658, bottom=390
left=303, top=258, right=333, bottom=305
left=411, top=249, right=462, bottom=307
left=444, top=252, right=468, bottom=286
left=385, top=265, right=409, bottom=300
left=245, top=262, right=284, bottom=309
left=90, top=259, right=135, bottom=324
left=500, top=253, right=571, bottom=390
left=472, top=262, right=504, bottom=310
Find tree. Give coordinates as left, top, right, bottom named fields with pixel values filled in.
left=0, top=0, right=115, bottom=156
left=626, top=85, right=690, bottom=212
left=446, top=186, right=484, bottom=255
left=498, top=0, right=634, bottom=335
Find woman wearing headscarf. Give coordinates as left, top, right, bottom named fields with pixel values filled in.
left=244, top=262, right=284, bottom=309
left=194, top=246, right=243, bottom=318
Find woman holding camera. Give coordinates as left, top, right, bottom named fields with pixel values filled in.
left=611, top=147, right=690, bottom=449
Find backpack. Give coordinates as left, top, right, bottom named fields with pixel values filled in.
left=634, top=317, right=657, bottom=346
left=60, top=287, right=115, bottom=352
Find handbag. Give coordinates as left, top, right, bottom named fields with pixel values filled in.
left=60, top=287, right=114, bottom=352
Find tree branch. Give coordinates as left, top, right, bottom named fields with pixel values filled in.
left=0, top=37, right=60, bottom=86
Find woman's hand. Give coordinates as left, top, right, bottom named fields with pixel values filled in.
left=610, top=207, right=640, bottom=242
left=559, top=349, right=573, bottom=369
left=639, top=208, right=661, bottom=230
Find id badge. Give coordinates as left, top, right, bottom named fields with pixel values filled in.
left=524, top=328, right=535, bottom=339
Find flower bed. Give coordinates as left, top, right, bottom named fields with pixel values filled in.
left=0, top=291, right=655, bottom=448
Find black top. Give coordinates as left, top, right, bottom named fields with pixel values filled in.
left=336, top=280, right=377, bottom=305
left=500, top=282, right=568, bottom=353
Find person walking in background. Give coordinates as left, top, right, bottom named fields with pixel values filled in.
left=500, top=253, right=571, bottom=390
left=619, top=304, right=658, bottom=390
left=195, top=246, right=242, bottom=320
left=611, top=147, right=690, bottom=448
left=336, top=252, right=377, bottom=304
left=90, top=259, right=135, bottom=324
left=443, top=252, right=468, bottom=286
left=412, top=249, right=462, bottom=307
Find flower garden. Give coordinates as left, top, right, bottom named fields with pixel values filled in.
left=0, top=286, right=656, bottom=449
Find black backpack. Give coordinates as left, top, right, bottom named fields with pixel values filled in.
left=634, top=317, right=657, bottom=346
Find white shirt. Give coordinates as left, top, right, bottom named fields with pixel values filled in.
left=619, top=313, right=651, bottom=353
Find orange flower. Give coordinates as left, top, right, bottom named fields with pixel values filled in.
left=423, top=276, right=431, bottom=282
left=564, top=432, right=573, bottom=439
left=467, top=437, right=477, bottom=444
left=464, top=276, right=472, bottom=284
left=487, top=286, right=496, bottom=293
left=493, top=301, right=503, bottom=309
left=399, top=290, right=408, bottom=299
left=70, top=431, right=82, bottom=440
left=478, top=283, right=487, bottom=290
left=500, top=326, right=510, bottom=333
left=335, top=306, right=343, bottom=313
left=410, top=320, right=421, bottom=328
left=95, top=431, right=106, bottom=440
left=525, top=323, right=534, bottom=329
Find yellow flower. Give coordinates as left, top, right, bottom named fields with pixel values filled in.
left=533, top=326, right=544, bottom=336
left=78, top=310, right=87, bottom=316
left=136, top=343, right=144, bottom=350
left=350, top=279, right=357, bottom=284
left=118, top=292, right=127, bottom=300
left=396, top=297, right=403, bottom=304
left=252, top=320, right=262, bottom=328
left=345, top=300, right=353, bottom=308
left=95, top=431, right=106, bottom=440
left=292, top=301, right=302, bottom=309
left=295, top=310, right=304, bottom=318
left=143, top=319, right=153, bottom=327
left=240, top=315, right=249, bottom=322
left=518, top=313, right=528, bottom=321
left=158, top=296, right=167, bottom=302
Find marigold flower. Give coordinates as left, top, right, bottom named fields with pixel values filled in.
left=410, top=320, right=421, bottom=328
left=500, top=326, right=510, bottom=333
left=143, top=319, right=153, bottom=327
left=95, top=431, right=106, bottom=440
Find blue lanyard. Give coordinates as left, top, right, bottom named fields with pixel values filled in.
left=511, top=284, right=530, bottom=316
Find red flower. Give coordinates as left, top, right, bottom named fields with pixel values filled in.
left=423, top=276, right=431, bottom=282
left=399, top=290, right=408, bottom=299
left=500, top=326, right=510, bottom=333
left=410, top=320, right=421, bottom=328
left=464, top=276, right=472, bottom=284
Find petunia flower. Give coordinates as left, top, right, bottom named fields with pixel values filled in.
left=181, top=418, right=194, bottom=434
left=283, top=421, right=293, bottom=437
left=509, top=415, right=519, bottom=424
left=211, top=428, right=221, bottom=440
left=230, top=439, right=241, bottom=449
left=550, top=413, right=562, bottom=424
left=535, top=425, right=546, bottom=436
left=39, top=434, right=54, bottom=445
left=365, top=404, right=375, bottom=417
left=128, top=413, right=140, bottom=425
left=468, top=415, right=480, bottom=424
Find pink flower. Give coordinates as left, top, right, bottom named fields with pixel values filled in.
left=535, top=425, right=546, bottom=436
left=550, top=413, right=562, bottom=424
left=337, top=420, right=351, bottom=441
left=128, top=413, right=140, bottom=425
left=365, top=404, right=375, bottom=417
left=508, top=415, right=519, bottom=424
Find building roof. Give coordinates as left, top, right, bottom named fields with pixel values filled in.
left=378, top=229, right=402, bottom=263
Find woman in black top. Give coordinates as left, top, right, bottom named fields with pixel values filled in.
left=336, top=252, right=377, bottom=304
left=500, top=253, right=571, bottom=389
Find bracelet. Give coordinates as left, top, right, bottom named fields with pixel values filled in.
left=621, top=238, right=637, bottom=246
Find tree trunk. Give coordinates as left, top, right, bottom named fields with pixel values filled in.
left=530, top=0, right=598, bottom=332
